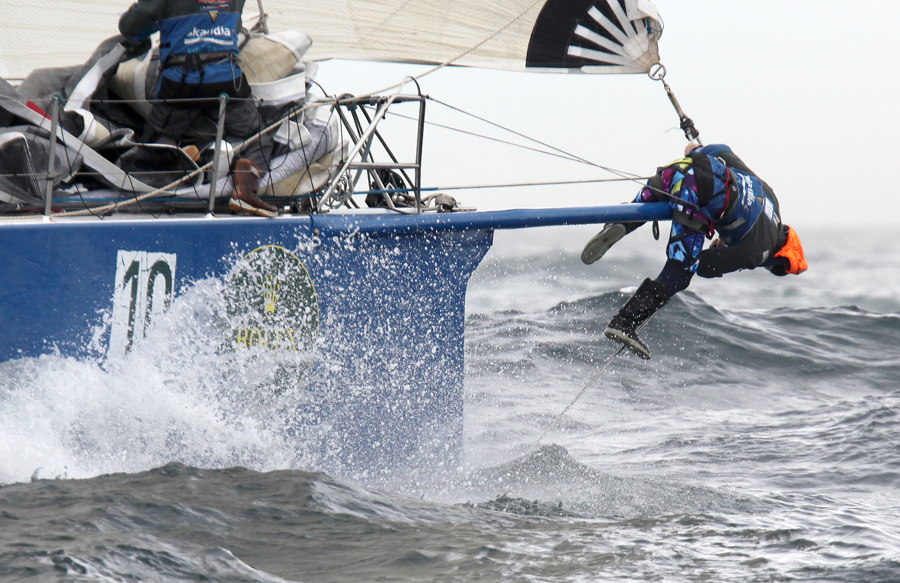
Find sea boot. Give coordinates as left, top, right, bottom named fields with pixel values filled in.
left=581, top=223, right=627, bottom=264
left=230, top=158, right=279, bottom=218
left=182, top=144, right=200, bottom=162
left=604, top=278, right=669, bottom=359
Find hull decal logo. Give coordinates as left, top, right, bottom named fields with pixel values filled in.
left=223, top=245, right=320, bottom=387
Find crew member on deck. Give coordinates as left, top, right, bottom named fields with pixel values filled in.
left=582, top=143, right=808, bottom=360
left=119, top=0, right=279, bottom=217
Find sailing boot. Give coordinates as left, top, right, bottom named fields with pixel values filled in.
left=581, top=223, right=630, bottom=264
left=182, top=145, right=200, bottom=163
left=604, top=278, right=669, bottom=359
left=230, top=158, right=279, bottom=218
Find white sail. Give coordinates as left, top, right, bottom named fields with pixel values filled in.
left=0, top=0, right=661, bottom=80
left=0, top=0, right=125, bottom=79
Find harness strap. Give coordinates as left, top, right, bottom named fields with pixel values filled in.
left=648, top=172, right=666, bottom=201
left=651, top=162, right=713, bottom=237
left=714, top=169, right=732, bottom=221
left=161, top=52, right=236, bottom=70
left=719, top=217, right=745, bottom=231
left=671, top=208, right=709, bottom=234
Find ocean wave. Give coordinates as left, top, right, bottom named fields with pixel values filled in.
left=4, top=459, right=897, bottom=582
left=467, top=291, right=900, bottom=391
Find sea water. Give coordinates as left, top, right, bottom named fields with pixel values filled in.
left=1, top=224, right=898, bottom=582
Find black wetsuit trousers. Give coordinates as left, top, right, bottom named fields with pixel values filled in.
left=147, top=76, right=275, bottom=171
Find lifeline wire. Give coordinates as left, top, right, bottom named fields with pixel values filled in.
left=386, top=108, right=614, bottom=169
left=3, top=63, right=664, bottom=215
left=36, top=99, right=319, bottom=218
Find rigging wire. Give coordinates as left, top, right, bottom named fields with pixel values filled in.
left=1, top=88, right=681, bottom=217
left=0, top=0, right=673, bottom=215
left=428, top=97, right=646, bottom=181
left=0, top=27, right=678, bottom=216
left=381, top=98, right=697, bottom=207
left=394, top=176, right=647, bottom=192
left=384, top=109, right=605, bottom=169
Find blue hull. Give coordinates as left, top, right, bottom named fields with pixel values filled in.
left=0, top=203, right=671, bottom=474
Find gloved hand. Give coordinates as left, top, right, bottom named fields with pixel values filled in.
left=121, top=38, right=151, bottom=60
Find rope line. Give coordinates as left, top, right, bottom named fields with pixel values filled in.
left=0, top=3, right=664, bottom=218
left=0, top=89, right=664, bottom=219
left=532, top=317, right=656, bottom=449
left=533, top=345, right=625, bottom=447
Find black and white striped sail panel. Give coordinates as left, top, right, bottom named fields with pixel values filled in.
left=526, top=0, right=662, bottom=73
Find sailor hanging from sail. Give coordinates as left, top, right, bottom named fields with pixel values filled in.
left=583, top=143, right=808, bottom=360
left=118, top=0, right=279, bottom=217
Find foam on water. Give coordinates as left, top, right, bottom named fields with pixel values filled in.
left=0, top=278, right=309, bottom=484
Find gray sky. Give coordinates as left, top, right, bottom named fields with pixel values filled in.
left=315, top=0, right=900, bottom=228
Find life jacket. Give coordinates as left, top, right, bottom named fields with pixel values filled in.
left=158, top=11, right=241, bottom=86
left=774, top=225, right=808, bottom=275
left=650, top=154, right=738, bottom=237
left=654, top=151, right=788, bottom=250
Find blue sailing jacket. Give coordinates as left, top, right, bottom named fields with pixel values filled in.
left=158, top=12, right=241, bottom=85
left=635, top=144, right=783, bottom=277
left=694, top=145, right=779, bottom=246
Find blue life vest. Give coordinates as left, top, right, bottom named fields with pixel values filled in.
left=719, top=169, right=779, bottom=244
left=651, top=154, right=734, bottom=236
left=158, top=11, right=241, bottom=85
left=689, top=144, right=782, bottom=245
left=682, top=152, right=779, bottom=245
